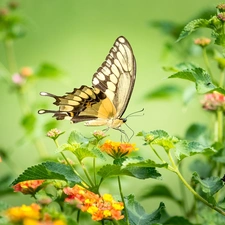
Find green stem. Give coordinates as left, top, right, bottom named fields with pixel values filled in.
left=117, top=176, right=130, bottom=225
left=112, top=220, right=119, bottom=225
left=219, top=70, right=225, bottom=87
left=216, top=109, right=223, bottom=143
left=80, top=162, right=95, bottom=187
left=53, top=139, right=89, bottom=187
left=168, top=151, right=225, bottom=216
left=202, top=47, right=213, bottom=78
left=4, top=40, right=18, bottom=73
left=93, top=158, right=97, bottom=186
left=178, top=163, right=187, bottom=215
left=150, top=144, right=166, bottom=163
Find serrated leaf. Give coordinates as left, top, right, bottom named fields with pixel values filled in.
left=192, top=172, right=224, bottom=197
left=123, top=158, right=167, bottom=169
left=11, top=161, right=81, bottom=185
left=97, top=164, right=131, bottom=179
left=169, top=70, right=195, bottom=82
left=169, top=67, right=217, bottom=94
left=177, top=19, right=209, bottom=42
left=140, top=184, right=182, bottom=205
left=145, top=84, right=182, bottom=100
left=139, top=130, right=178, bottom=151
left=125, top=195, right=165, bottom=225
left=192, top=67, right=216, bottom=93
left=175, top=140, right=215, bottom=160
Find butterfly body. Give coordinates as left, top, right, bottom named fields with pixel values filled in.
left=38, top=36, right=136, bottom=129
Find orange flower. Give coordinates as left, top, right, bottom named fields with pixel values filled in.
left=13, top=180, right=45, bottom=195
left=63, top=185, right=124, bottom=221
left=6, top=204, right=41, bottom=222
left=20, top=67, right=33, bottom=77
left=100, top=140, right=138, bottom=158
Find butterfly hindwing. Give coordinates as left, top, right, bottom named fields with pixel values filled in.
left=38, top=36, right=136, bottom=129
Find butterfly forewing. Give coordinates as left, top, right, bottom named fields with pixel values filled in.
left=92, top=36, right=136, bottom=118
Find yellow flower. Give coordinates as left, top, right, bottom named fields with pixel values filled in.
left=6, top=204, right=40, bottom=222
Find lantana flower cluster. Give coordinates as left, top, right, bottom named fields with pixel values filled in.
left=64, top=185, right=124, bottom=221
left=100, top=140, right=138, bottom=158
left=201, top=91, right=225, bottom=112
left=13, top=180, right=45, bottom=195
left=5, top=203, right=66, bottom=225
left=12, top=67, right=33, bottom=86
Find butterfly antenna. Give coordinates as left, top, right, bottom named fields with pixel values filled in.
left=125, top=108, right=144, bottom=119
left=124, top=122, right=135, bottom=142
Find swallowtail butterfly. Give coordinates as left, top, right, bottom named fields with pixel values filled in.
left=38, top=36, right=136, bottom=129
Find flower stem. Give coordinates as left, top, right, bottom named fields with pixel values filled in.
left=150, top=144, right=166, bottom=163
left=202, top=47, right=212, bottom=77
left=117, top=176, right=130, bottom=225
left=168, top=151, right=225, bottom=216
left=216, top=109, right=224, bottom=143
left=53, top=139, right=89, bottom=187
left=219, top=70, right=225, bottom=87
left=80, top=162, right=95, bottom=187
left=4, top=40, right=17, bottom=73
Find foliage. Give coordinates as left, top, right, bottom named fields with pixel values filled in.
left=1, top=1, right=225, bottom=225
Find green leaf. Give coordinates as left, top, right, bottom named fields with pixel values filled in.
left=192, top=67, right=216, bottom=93
left=0, top=201, right=10, bottom=211
left=169, top=70, right=195, bottom=82
left=140, top=184, right=182, bottom=206
left=212, top=148, right=225, bottom=164
left=125, top=195, right=165, bottom=225
left=145, top=84, right=182, bottom=100
left=97, top=164, right=131, bottom=179
left=169, top=67, right=217, bottom=94
left=192, top=172, right=224, bottom=203
left=138, top=130, right=179, bottom=151
left=164, top=216, right=200, bottom=225
left=68, top=130, right=89, bottom=145
left=177, top=19, right=209, bottom=42
left=189, top=159, right=212, bottom=178
left=73, top=148, right=96, bottom=161
left=123, top=158, right=168, bottom=168
left=11, top=161, right=81, bottom=185
left=35, top=63, right=62, bottom=78
left=21, top=113, right=36, bottom=133
left=175, top=140, right=215, bottom=160
left=98, top=159, right=163, bottom=180
left=185, top=123, right=207, bottom=141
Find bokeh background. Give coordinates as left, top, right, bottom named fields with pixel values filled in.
left=0, top=0, right=220, bottom=218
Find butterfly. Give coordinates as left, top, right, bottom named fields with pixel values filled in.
left=38, top=36, right=136, bottom=130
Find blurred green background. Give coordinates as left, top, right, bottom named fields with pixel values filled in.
left=0, top=0, right=220, bottom=218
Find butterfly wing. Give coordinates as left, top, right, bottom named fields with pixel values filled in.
left=92, top=36, right=136, bottom=118
left=38, top=36, right=136, bottom=127
left=38, top=85, right=116, bottom=124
